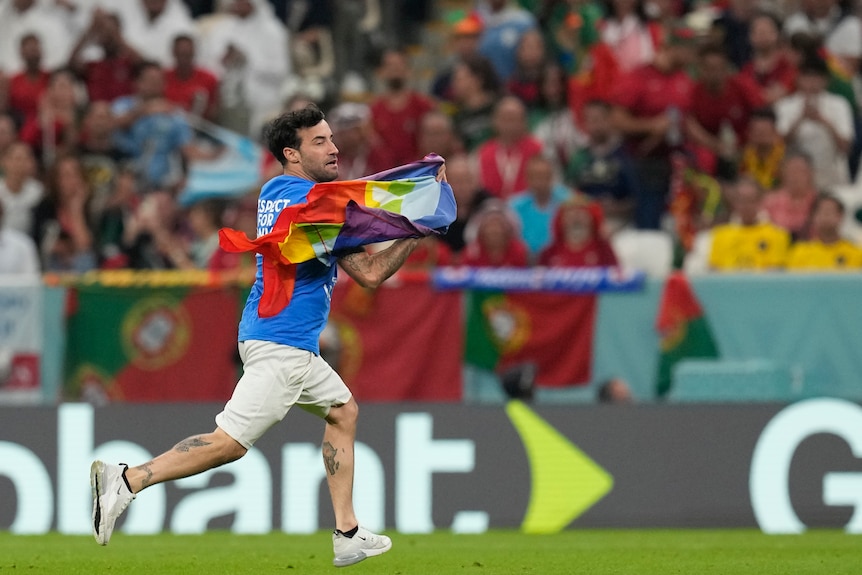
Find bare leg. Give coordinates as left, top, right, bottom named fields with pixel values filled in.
left=124, top=427, right=247, bottom=494
left=323, top=398, right=359, bottom=532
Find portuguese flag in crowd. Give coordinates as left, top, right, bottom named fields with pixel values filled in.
left=654, top=272, right=720, bottom=397
left=465, top=291, right=597, bottom=387
left=64, top=282, right=243, bottom=403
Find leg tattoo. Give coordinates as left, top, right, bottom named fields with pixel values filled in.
left=173, top=436, right=212, bottom=453
left=323, top=441, right=340, bottom=476
left=135, top=461, right=154, bottom=490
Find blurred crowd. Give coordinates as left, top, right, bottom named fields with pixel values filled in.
left=2, top=0, right=862, bottom=278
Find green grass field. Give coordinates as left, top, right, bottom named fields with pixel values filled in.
left=1, top=530, right=860, bottom=574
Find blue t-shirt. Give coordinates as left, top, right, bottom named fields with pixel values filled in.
left=238, top=175, right=336, bottom=354
left=509, top=184, right=572, bottom=256
left=112, top=96, right=191, bottom=189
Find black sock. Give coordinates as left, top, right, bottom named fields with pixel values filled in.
left=120, top=463, right=133, bottom=493
left=336, top=525, right=359, bottom=538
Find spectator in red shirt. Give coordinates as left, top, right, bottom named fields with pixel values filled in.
left=328, top=102, right=393, bottom=181
left=69, top=9, right=141, bottom=103
left=369, top=47, right=436, bottom=167
left=164, top=34, right=219, bottom=122
left=687, top=44, right=763, bottom=177
left=20, top=68, right=81, bottom=167
left=738, top=12, right=796, bottom=106
left=538, top=196, right=618, bottom=267
left=612, top=26, right=696, bottom=229
left=476, top=95, right=544, bottom=199
left=7, top=33, right=49, bottom=126
left=461, top=199, right=530, bottom=267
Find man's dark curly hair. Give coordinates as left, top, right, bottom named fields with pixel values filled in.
left=263, top=104, right=326, bottom=166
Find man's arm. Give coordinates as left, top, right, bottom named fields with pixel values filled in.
left=338, top=238, right=420, bottom=288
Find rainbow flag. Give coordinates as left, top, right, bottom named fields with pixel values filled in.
left=219, top=155, right=456, bottom=317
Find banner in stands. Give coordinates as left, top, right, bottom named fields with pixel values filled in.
left=464, top=291, right=596, bottom=386
left=64, top=284, right=242, bottom=403
left=2, top=399, right=860, bottom=535
left=0, top=279, right=42, bottom=404
left=328, top=281, right=463, bottom=401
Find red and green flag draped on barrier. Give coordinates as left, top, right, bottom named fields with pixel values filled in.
left=654, top=272, right=720, bottom=397
left=64, top=282, right=242, bottom=402
left=465, top=291, right=597, bottom=387
left=219, top=155, right=456, bottom=317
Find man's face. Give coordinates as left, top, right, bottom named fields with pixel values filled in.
left=493, top=98, right=526, bottom=141
left=418, top=113, right=453, bottom=156
left=525, top=157, right=553, bottom=198
left=750, top=16, right=779, bottom=51
left=84, top=101, right=114, bottom=136
left=20, top=36, right=41, bottom=67
left=733, top=182, right=762, bottom=225
left=748, top=118, right=776, bottom=147
left=583, top=104, right=611, bottom=142
left=143, top=0, right=167, bottom=17
left=561, top=205, right=592, bottom=245
left=173, top=38, right=195, bottom=68
left=781, top=156, right=813, bottom=190
left=478, top=213, right=511, bottom=250
left=2, top=143, right=36, bottom=179
left=137, top=66, right=165, bottom=99
left=378, top=51, right=410, bottom=91
left=445, top=158, right=478, bottom=203
left=700, top=53, right=728, bottom=88
left=13, top=0, right=34, bottom=12
left=812, top=198, right=842, bottom=236
left=293, top=120, right=339, bottom=183
left=797, top=71, right=827, bottom=96
left=231, top=0, right=254, bottom=18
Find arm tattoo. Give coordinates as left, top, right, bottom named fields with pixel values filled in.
left=323, top=441, right=340, bottom=476
left=339, top=239, right=419, bottom=287
left=173, top=435, right=212, bottom=453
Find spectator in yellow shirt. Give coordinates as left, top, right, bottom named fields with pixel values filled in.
left=708, top=177, right=791, bottom=271
left=786, top=194, right=862, bottom=271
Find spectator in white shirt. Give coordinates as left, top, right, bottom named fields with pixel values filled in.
left=0, top=0, right=74, bottom=74
left=116, top=0, right=195, bottom=68
left=0, top=199, right=40, bottom=275
left=783, top=0, right=862, bottom=76
left=200, top=0, right=291, bottom=138
left=775, top=56, right=855, bottom=189
left=0, top=142, right=43, bottom=235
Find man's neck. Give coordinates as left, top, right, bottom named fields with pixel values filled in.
left=532, top=192, right=552, bottom=207
left=175, top=65, right=194, bottom=79
left=753, top=47, right=778, bottom=65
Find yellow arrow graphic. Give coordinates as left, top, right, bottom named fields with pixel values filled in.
left=505, top=400, right=614, bottom=533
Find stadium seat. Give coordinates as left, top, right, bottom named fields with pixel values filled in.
left=667, top=359, right=800, bottom=403
left=611, top=229, right=674, bottom=279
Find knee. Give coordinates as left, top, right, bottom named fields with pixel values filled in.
left=212, top=429, right=247, bottom=464
left=326, top=397, right=358, bottom=427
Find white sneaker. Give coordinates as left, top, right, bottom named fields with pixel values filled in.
left=90, top=460, right=136, bottom=545
left=332, top=525, right=392, bottom=567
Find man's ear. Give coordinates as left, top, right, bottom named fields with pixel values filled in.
left=284, top=146, right=300, bottom=164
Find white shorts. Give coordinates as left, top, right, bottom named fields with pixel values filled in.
left=215, top=340, right=352, bottom=449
